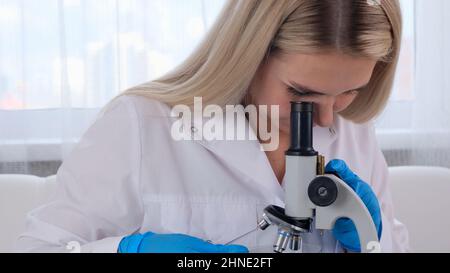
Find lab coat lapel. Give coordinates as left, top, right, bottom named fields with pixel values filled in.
left=188, top=108, right=284, bottom=204
left=314, top=126, right=338, bottom=158
left=185, top=108, right=339, bottom=204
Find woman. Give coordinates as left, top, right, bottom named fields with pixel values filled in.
left=17, top=0, right=409, bottom=253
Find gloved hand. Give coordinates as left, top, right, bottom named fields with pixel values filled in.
left=118, top=232, right=249, bottom=253
left=325, top=159, right=382, bottom=252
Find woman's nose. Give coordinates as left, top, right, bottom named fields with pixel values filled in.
left=314, top=104, right=335, bottom=127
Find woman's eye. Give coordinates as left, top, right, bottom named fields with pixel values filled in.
left=287, top=86, right=360, bottom=97
left=287, top=86, right=310, bottom=97
left=344, top=90, right=360, bottom=96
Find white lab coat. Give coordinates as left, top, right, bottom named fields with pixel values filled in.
left=15, top=95, right=410, bottom=253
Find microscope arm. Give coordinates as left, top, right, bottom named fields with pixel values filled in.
left=312, top=174, right=380, bottom=253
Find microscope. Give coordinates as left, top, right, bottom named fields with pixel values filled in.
left=258, top=102, right=380, bottom=253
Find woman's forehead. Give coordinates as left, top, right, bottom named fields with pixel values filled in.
left=274, top=52, right=376, bottom=95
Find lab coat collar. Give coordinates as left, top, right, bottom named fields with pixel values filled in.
left=186, top=106, right=339, bottom=205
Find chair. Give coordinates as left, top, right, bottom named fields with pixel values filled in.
left=0, top=175, right=57, bottom=253
left=389, top=166, right=450, bottom=252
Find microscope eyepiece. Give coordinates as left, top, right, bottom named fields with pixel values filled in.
left=286, top=102, right=318, bottom=157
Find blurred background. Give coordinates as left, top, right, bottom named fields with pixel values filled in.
left=0, top=0, right=449, bottom=177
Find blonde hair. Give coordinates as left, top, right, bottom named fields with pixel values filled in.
left=113, top=0, right=402, bottom=123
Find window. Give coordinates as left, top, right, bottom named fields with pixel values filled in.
left=0, top=0, right=225, bottom=162
left=375, top=0, right=416, bottom=149
left=0, top=0, right=423, bottom=161
left=0, top=0, right=225, bottom=110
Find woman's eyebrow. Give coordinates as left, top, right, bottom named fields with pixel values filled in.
left=289, top=81, right=369, bottom=95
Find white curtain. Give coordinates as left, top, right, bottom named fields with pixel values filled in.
left=0, top=0, right=225, bottom=175
left=376, top=0, right=450, bottom=169
left=1, top=0, right=449, bottom=176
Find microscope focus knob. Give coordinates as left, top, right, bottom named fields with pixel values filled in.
left=308, top=176, right=338, bottom=207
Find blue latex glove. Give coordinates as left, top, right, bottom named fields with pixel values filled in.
left=325, top=159, right=382, bottom=252
left=118, top=232, right=249, bottom=253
